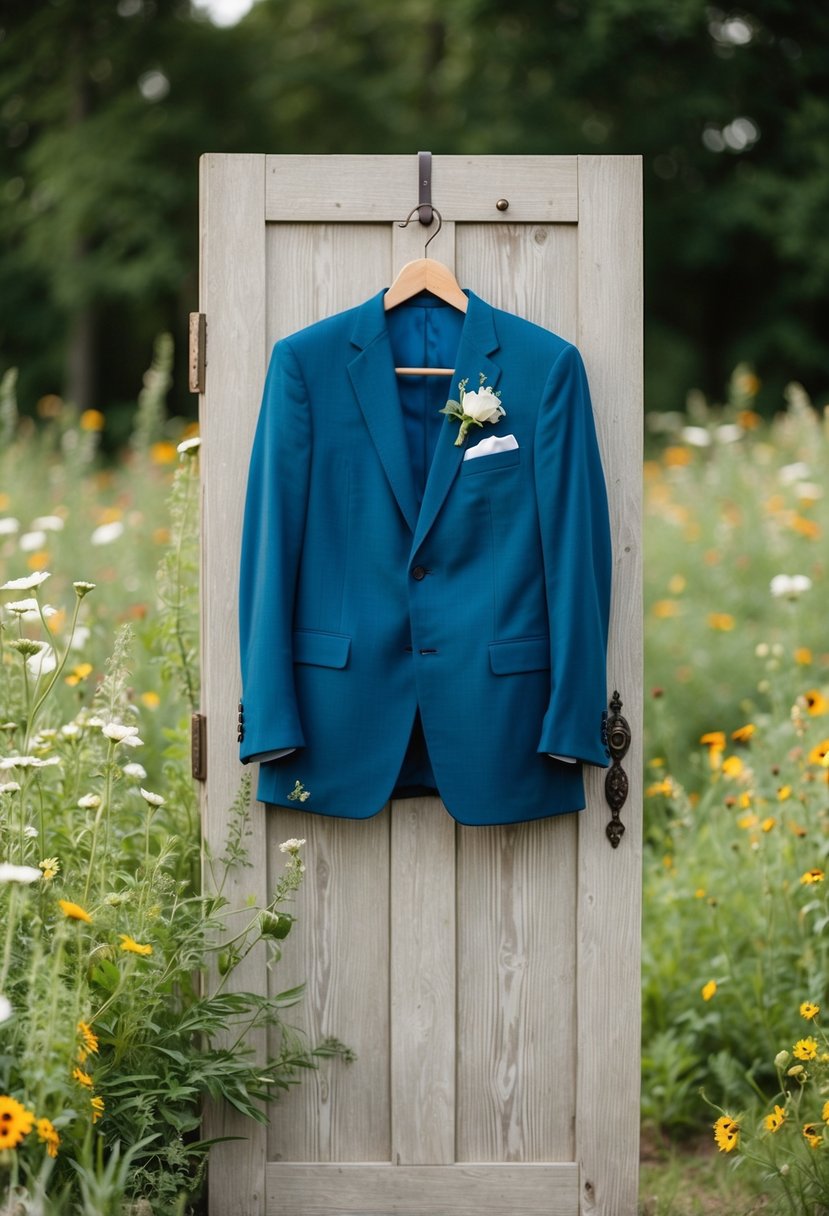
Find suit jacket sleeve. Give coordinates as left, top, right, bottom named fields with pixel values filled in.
left=238, top=339, right=311, bottom=762
left=534, top=343, right=612, bottom=766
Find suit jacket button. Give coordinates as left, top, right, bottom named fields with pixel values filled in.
left=411, top=565, right=426, bottom=581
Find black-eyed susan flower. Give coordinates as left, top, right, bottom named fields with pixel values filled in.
left=793, top=1038, right=819, bottom=1061
left=713, top=1114, right=740, bottom=1152
left=91, top=1095, right=105, bottom=1123
left=72, top=1066, right=93, bottom=1089
left=119, top=934, right=153, bottom=957
left=764, top=1104, right=786, bottom=1133
left=731, top=724, right=756, bottom=742
left=800, top=869, right=825, bottom=886
left=0, top=1094, right=35, bottom=1149
left=761, top=817, right=776, bottom=833
left=808, top=740, right=829, bottom=766
left=801, top=1002, right=820, bottom=1021
left=701, top=980, right=717, bottom=1001
left=777, top=785, right=792, bottom=801
left=803, top=1123, right=822, bottom=1149
left=804, top=690, right=829, bottom=717
left=36, top=1116, right=60, bottom=1158
left=58, top=899, right=92, bottom=923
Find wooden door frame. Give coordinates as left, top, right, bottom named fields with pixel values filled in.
left=197, top=154, right=643, bottom=1216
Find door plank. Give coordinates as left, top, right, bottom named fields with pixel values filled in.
left=266, top=1163, right=579, bottom=1216
left=574, top=155, right=643, bottom=1216
left=267, top=808, right=392, bottom=1163
left=265, top=155, right=578, bottom=223
left=456, top=817, right=578, bottom=1163
left=199, top=151, right=270, bottom=1216
left=390, top=797, right=456, bottom=1165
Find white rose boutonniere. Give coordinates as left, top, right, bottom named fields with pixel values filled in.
left=440, top=373, right=505, bottom=446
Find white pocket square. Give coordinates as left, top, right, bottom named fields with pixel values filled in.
left=463, top=433, right=519, bottom=461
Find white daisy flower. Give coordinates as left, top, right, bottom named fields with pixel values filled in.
left=101, top=722, right=144, bottom=748
left=714, top=424, right=743, bottom=444
left=77, top=793, right=101, bottom=810
left=5, top=598, right=58, bottom=621
left=0, top=862, right=42, bottom=884
left=177, top=436, right=201, bottom=455
left=69, top=625, right=91, bottom=651
left=1, top=571, right=51, bottom=592
left=0, top=518, right=20, bottom=536
left=779, top=461, right=810, bottom=484
left=30, top=515, right=65, bottom=532
left=91, top=521, right=124, bottom=546
left=0, top=782, right=22, bottom=795
left=278, top=837, right=306, bottom=854
left=122, top=763, right=147, bottom=779
left=139, top=788, right=165, bottom=807
left=770, top=574, right=813, bottom=599
left=680, top=426, right=711, bottom=447
left=19, top=530, right=47, bottom=552
left=61, top=723, right=81, bottom=738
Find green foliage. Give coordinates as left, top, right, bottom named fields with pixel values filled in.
left=642, top=368, right=829, bottom=1199
left=2, top=0, right=829, bottom=421
left=0, top=372, right=350, bottom=1213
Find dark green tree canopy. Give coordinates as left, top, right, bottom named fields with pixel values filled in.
left=1, top=0, right=826, bottom=423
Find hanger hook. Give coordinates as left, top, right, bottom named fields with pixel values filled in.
left=398, top=204, right=443, bottom=255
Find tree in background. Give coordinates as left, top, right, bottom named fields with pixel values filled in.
left=0, top=0, right=827, bottom=426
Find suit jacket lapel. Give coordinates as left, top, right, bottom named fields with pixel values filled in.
left=347, top=291, right=420, bottom=533
left=411, top=291, right=502, bottom=558
left=347, top=288, right=502, bottom=546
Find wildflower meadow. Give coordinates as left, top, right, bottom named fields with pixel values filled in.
left=1, top=346, right=828, bottom=1213
left=642, top=368, right=829, bottom=1211
left=0, top=345, right=350, bottom=1216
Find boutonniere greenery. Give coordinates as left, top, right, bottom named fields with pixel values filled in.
left=440, top=373, right=505, bottom=447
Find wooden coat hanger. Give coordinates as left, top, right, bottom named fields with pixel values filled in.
left=384, top=205, right=467, bottom=377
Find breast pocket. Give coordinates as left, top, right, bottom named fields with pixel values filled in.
left=460, top=447, right=521, bottom=476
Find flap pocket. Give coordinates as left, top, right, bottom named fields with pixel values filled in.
left=489, top=636, right=550, bottom=674
left=293, top=629, right=351, bottom=668
left=461, top=447, right=521, bottom=475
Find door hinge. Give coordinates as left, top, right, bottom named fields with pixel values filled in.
left=189, top=312, right=206, bottom=393
left=191, top=712, right=207, bottom=781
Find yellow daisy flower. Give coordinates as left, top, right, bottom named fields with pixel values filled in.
left=731, top=724, right=755, bottom=742
left=77, top=1021, right=99, bottom=1056
left=804, top=690, right=829, bottom=716
left=808, top=739, right=829, bottom=766
left=91, top=1095, right=105, bottom=1123
left=701, top=980, right=717, bottom=1001
left=803, top=1123, right=822, bottom=1149
left=800, top=1002, right=820, bottom=1021
left=72, top=1067, right=93, bottom=1088
left=793, top=1038, right=819, bottom=1061
left=764, top=1104, right=786, bottom=1133
left=36, top=1116, right=60, bottom=1158
left=0, top=1095, right=35, bottom=1149
left=119, top=934, right=153, bottom=957
left=713, top=1114, right=740, bottom=1153
left=58, top=899, right=93, bottom=923
left=801, top=869, right=825, bottom=886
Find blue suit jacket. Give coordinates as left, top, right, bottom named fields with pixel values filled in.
left=238, top=288, right=612, bottom=826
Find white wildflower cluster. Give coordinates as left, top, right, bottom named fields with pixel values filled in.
left=278, top=837, right=306, bottom=854
left=770, top=574, right=812, bottom=600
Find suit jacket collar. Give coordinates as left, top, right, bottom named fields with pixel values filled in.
left=347, top=288, right=502, bottom=545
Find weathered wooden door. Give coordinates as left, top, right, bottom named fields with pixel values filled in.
left=197, top=154, right=642, bottom=1216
